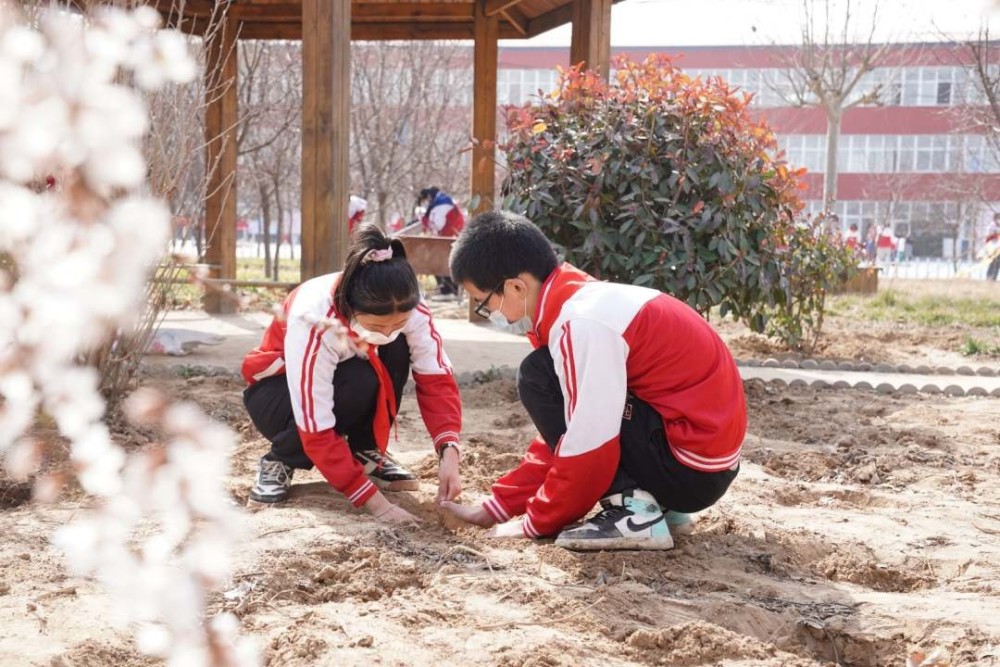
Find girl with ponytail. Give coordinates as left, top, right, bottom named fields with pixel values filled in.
left=241, top=223, right=463, bottom=524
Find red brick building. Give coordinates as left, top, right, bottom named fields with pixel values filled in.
left=496, top=43, right=1000, bottom=258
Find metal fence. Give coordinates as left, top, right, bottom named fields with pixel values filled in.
left=877, top=257, right=993, bottom=280
left=168, top=239, right=999, bottom=281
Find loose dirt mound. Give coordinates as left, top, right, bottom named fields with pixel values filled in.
left=2, top=375, right=999, bottom=666
left=625, top=620, right=807, bottom=665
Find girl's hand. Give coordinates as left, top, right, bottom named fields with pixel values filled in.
left=439, top=500, right=495, bottom=528
left=437, top=446, right=462, bottom=503
left=363, top=491, right=421, bottom=525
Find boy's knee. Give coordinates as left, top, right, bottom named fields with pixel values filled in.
left=517, top=348, right=555, bottom=400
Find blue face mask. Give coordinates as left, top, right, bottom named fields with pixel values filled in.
left=488, top=292, right=532, bottom=336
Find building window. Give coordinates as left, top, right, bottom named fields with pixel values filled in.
left=962, top=134, right=1000, bottom=173
left=829, top=134, right=999, bottom=175
left=866, top=68, right=903, bottom=106
left=936, top=81, right=952, bottom=105
left=497, top=68, right=560, bottom=105
left=778, top=134, right=827, bottom=173
left=900, top=67, right=963, bottom=106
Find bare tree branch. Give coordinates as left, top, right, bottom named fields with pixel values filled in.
left=771, top=0, right=897, bottom=204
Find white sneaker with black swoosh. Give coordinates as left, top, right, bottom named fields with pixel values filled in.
left=554, top=488, right=674, bottom=551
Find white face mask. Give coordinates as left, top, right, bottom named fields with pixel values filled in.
left=350, top=320, right=404, bottom=346
left=487, top=292, right=532, bottom=336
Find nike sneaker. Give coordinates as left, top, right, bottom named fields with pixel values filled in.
left=554, top=488, right=674, bottom=551
left=249, top=455, right=294, bottom=503
left=665, top=510, right=696, bottom=536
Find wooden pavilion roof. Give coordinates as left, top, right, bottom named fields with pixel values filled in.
left=122, top=0, right=620, bottom=41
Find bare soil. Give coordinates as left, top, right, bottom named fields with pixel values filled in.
left=426, top=281, right=1000, bottom=370
left=1, top=371, right=999, bottom=666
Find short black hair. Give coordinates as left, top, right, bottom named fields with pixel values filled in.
left=449, top=210, right=558, bottom=290
left=418, top=187, right=439, bottom=204
left=334, top=223, right=419, bottom=319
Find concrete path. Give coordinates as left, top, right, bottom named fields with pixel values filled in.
left=150, top=311, right=999, bottom=396
left=151, top=311, right=532, bottom=377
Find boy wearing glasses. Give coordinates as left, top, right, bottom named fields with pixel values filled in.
left=441, top=211, right=745, bottom=550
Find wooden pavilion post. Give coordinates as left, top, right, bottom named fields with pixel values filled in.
left=203, top=11, right=238, bottom=314
left=467, top=0, right=499, bottom=321
left=470, top=0, right=499, bottom=216
left=301, top=0, right=351, bottom=280
left=570, top=0, right=612, bottom=80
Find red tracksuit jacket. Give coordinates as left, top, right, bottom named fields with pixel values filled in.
left=242, top=272, right=461, bottom=507
left=481, top=264, right=746, bottom=538
left=422, top=194, right=465, bottom=238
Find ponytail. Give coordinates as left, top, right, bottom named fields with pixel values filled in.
left=334, top=223, right=419, bottom=319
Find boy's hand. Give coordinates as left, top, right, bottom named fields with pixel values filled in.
left=439, top=500, right=495, bottom=527
left=437, top=446, right=462, bottom=503
left=485, top=518, right=529, bottom=539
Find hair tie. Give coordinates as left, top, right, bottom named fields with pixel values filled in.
left=361, top=247, right=393, bottom=264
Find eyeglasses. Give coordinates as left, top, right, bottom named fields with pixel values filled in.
left=473, top=280, right=506, bottom=319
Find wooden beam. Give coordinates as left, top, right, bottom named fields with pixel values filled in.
left=203, top=10, right=239, bottom=314
left=231, top=2, right=476, bottom=22
left=570, top=0, right=612, bottom=80
left=527, top=2, right=573, bottom=38
left=501, top=6, right=528, bottom=36
left=301, top=0, right=351, bottom=280
left=485, top=0, right=528, bottom=16
left=236, top=20, right=520, bottom=41
left=528, top=0, right=623, bottom=40
left=356, top=2, right=474, bottom=21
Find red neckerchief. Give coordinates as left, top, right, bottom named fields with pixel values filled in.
left=526, top=263, right=596, bottom=349
left=329, top=276, right=396, bottom=455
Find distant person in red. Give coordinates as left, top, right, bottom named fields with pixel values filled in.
left=844, top=223, right=861, bottom=250
left=348, top=195, right=367, bottom=234
left=876, top=225, right=895, bottom=263
left=388, top=214, right=407, bottom=234
left=418, top=187, right=465, bottom=297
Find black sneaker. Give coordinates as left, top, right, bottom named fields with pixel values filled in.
left=554, top=489, right=674, bottom=551
left=249, top=455, right=294, bottom=503
left=353, top=449, right=419, bottom=491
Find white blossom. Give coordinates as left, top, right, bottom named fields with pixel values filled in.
left=0, top=5, right=253, bottom=665
left=130, top=29, right=197, bottom=90
left=4, top=437, right=41, bottom=480
left=1, top=25, right=43, bottom=63
left=84, top=141, right=147, bottom=190
left=0, top=183, right=43, bottom=243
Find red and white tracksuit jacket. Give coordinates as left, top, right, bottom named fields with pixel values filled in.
left=348, top=195, right=367, bottom=233
left=241, top=273, right=461, bottom=508
left=481, top=264, right=747, bottom=538
left=422, top=193, right=465, bottom=237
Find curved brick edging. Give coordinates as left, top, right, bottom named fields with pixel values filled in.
left=153, top=362, right=1000, bottom=399
left=740, top=366, right=1000, bottom=398
left=737, top=358, right=998, bottom=377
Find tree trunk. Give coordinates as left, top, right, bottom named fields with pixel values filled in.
left=274, top=201, right=283, bottom=283
left=823, top=106, right=842, bottom=207
left=259, top=181, right=273, bottom=279
left=195, top=215, right=204, bottom=260
left=377, top=190, right=388, bottom=230
left=275, top=184, right=286, bottom=273
left=288, top=196, right=295, bottom=261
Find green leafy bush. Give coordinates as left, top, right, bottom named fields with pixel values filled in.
left=498, top=56, right=858, bottom=350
